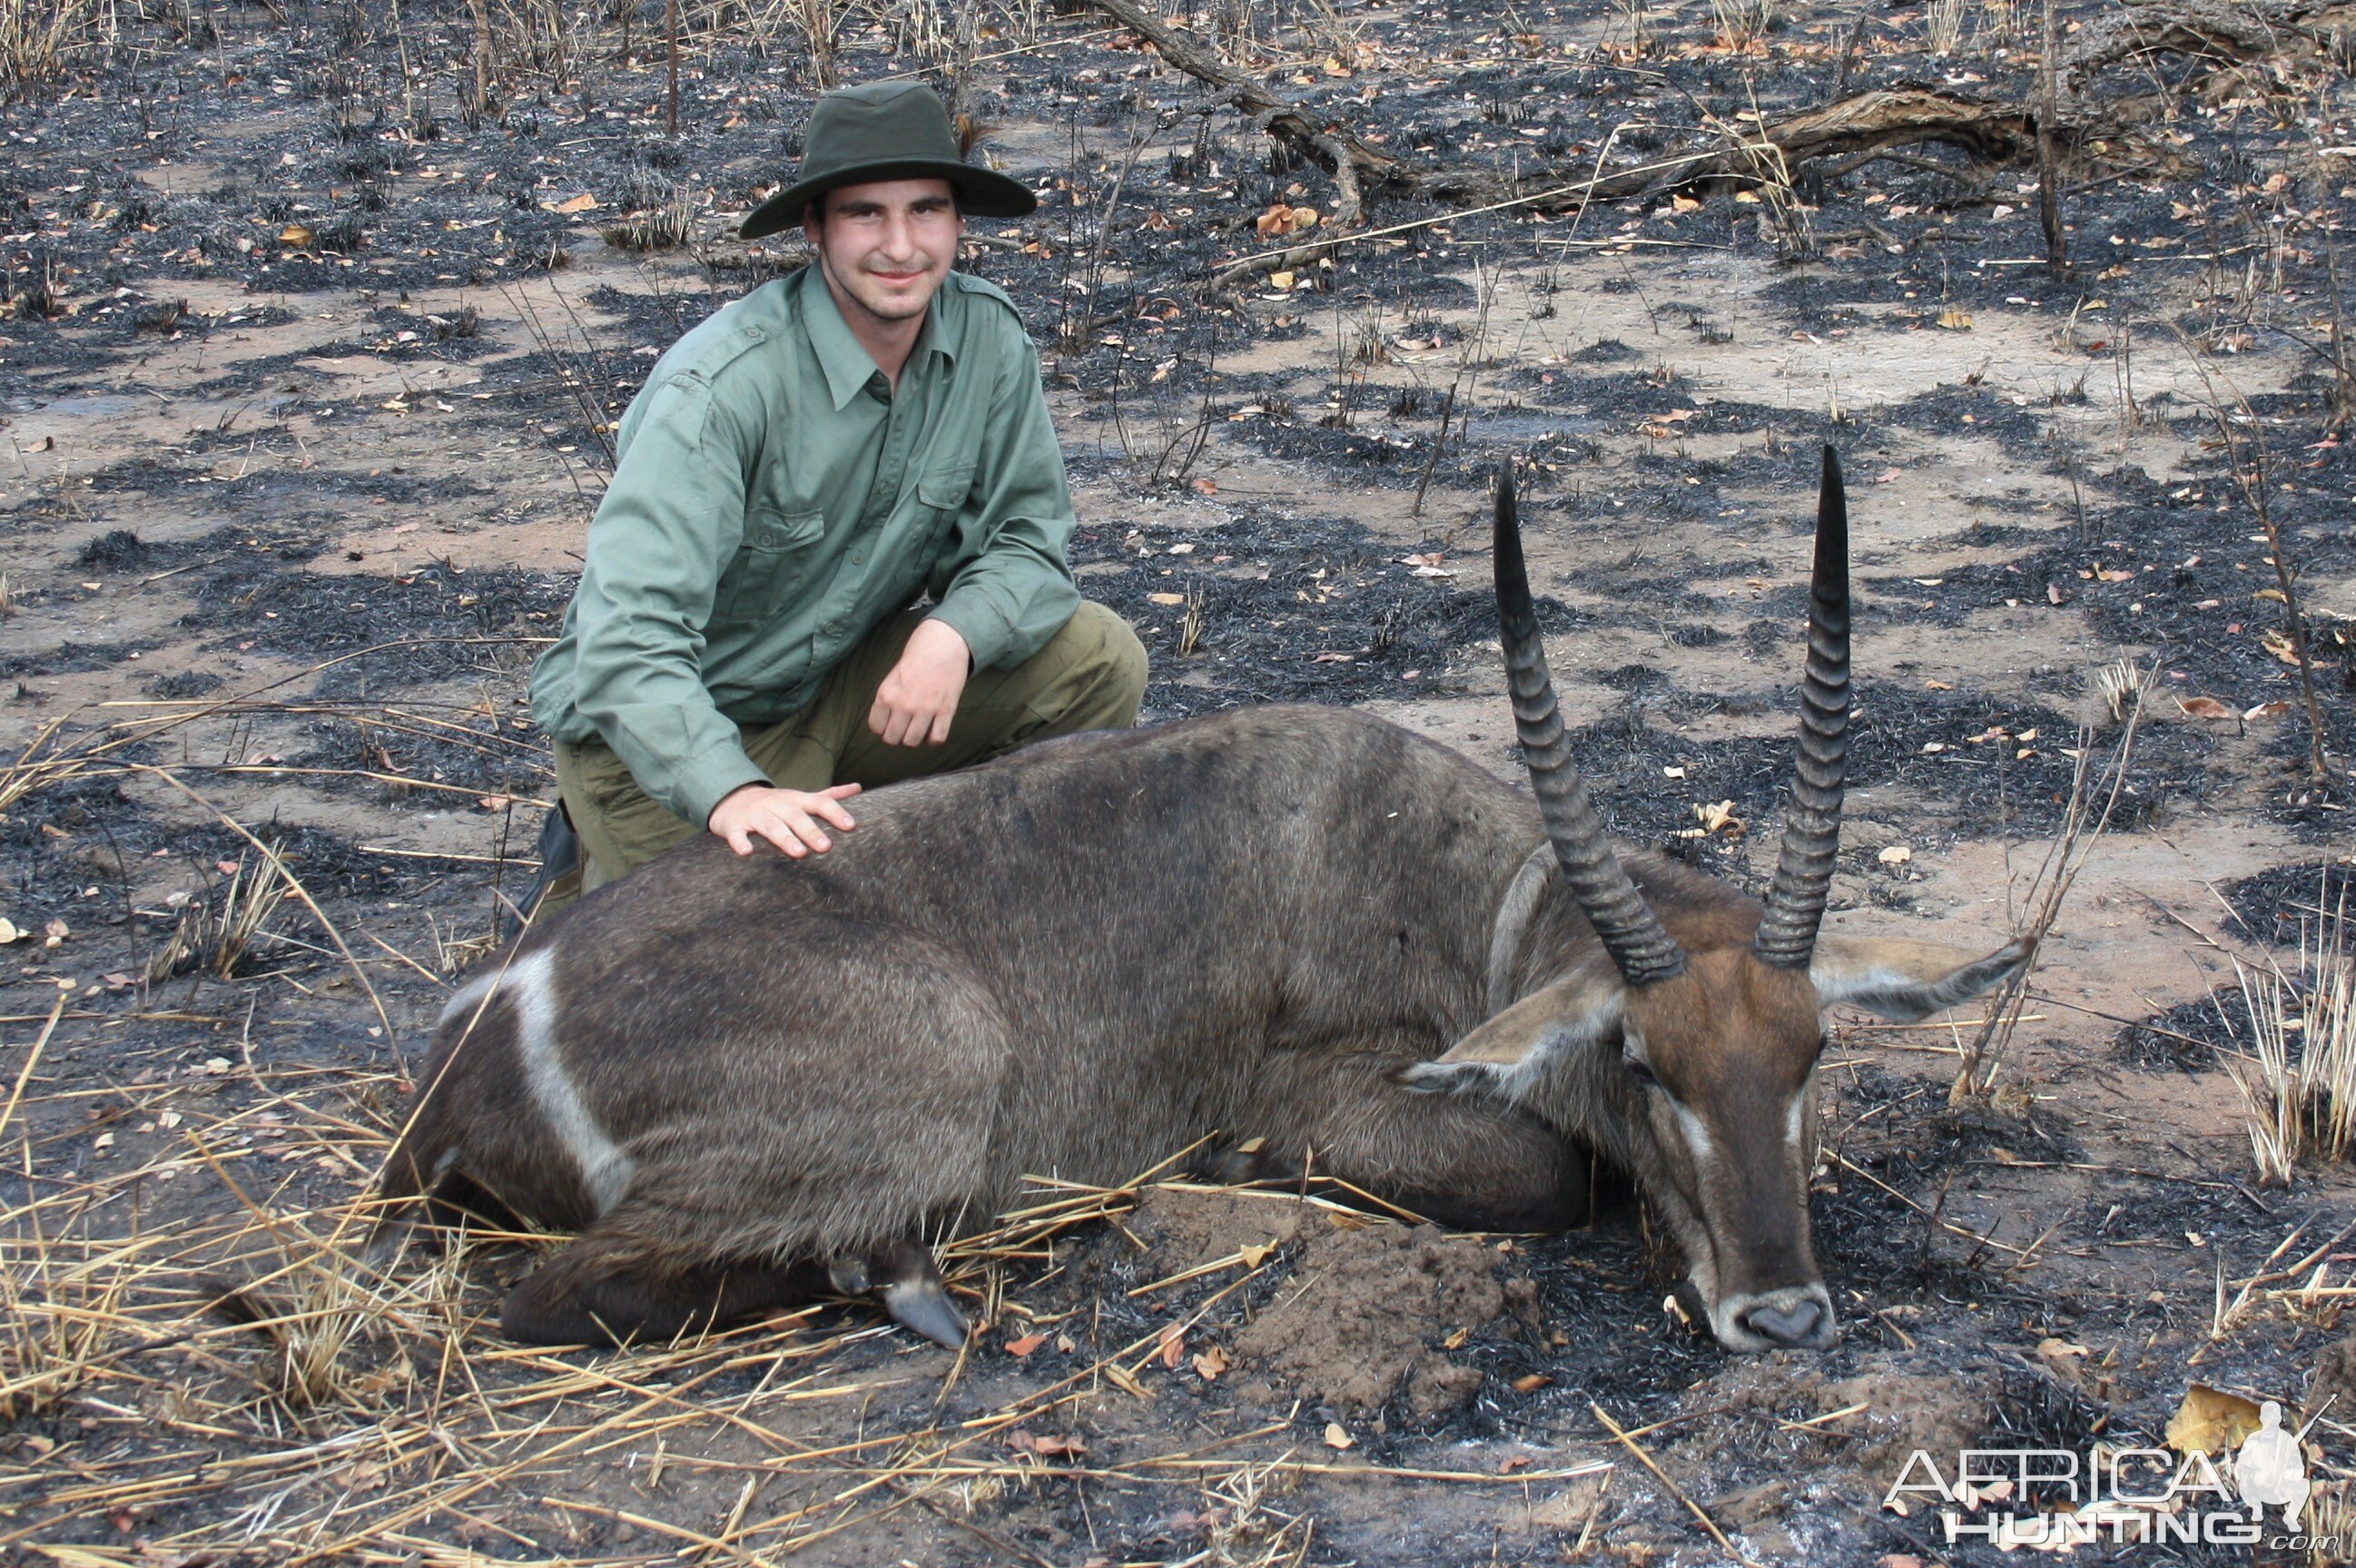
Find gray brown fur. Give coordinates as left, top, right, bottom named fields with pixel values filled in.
left=387, top=707, right=1596, bottom=1264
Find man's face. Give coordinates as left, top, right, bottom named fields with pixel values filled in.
left=804, top=178, right=962, bottom=330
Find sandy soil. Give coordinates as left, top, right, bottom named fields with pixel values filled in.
left=4, top=0, right=2356, bottom=1563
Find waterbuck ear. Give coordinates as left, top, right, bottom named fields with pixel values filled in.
left=1397, top=972, right=1625, bottom=1100
left=1810, top=934, right=2035, bottom=1022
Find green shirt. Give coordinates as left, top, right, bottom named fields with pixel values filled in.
left=529, top=264, right=1082, bottom=827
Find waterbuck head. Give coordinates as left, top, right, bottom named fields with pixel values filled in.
left=1405, top=449, right=2031, bottom=1353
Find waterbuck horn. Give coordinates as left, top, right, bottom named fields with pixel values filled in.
left=1493, top=467, right=1686, bottom=987
left=1752, top=445, right=1854, bottom=967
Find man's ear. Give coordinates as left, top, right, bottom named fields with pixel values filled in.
left=1811, top=934, right=2035, bottom=1022
left=1397, top=972, right=1624, bottom=1100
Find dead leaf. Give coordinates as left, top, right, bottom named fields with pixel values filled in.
left=0, top=919, right=19, bottom=944
left=547, top=193, right=599, bottom=213
left=2166, top=1385, right=2263, bottom=1455
left=1693, top=800, right=1743, bottom=835
left=1158, top=1324, right=1186, bottom=1369
left=2038, top=1336, right=2090, bottom=1361
left=277, top=223, right=313, bottom=247
left=1004, top=1332, right=1047, bottom=1357
left=1192, top=1346, right=1230, bottom=1381
left=1237, top=1242, right=1274, bottom=1267
left=1324, top=1422, right=1355, bottom=1450
left=1103, top=1363, right=1151, bottom=1399
left=2243, top=700, right=2292, bottom=720
left=2254, top=587, right=2288, bottom=604
left=1670, top=194, right=1702, bottom=213
left=1511, top=1373, right=1553, bottom=1393
left=1007, top=1429, right=1088, bottom=1458
left=1937, top=308, right=1973, bottom=330
left=1189, top=478, right=1217, bottom=496
left=1267, top=270, right=1296, bottom=290
left=1442, top=1326, right=1471, bottom=1350
left=1878, top=845, right=1913, bottom=865
left=1498, top=1455, right=1533, bottom=1474
left=1256, top=202, right=1293, bottom=235
left=2262, top=628, right=2304, bottom=666
left=1148, top=592, right=1187, bottom=606
left=2095, top=567, right=2135, bottom=583
left=2174, top=696, right=2234, bottom=720
left=44, top=919, right=69, bottom=948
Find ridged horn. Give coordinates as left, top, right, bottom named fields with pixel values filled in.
left=1752, top=445, right=1853, bottom=967
left=1493, top=467, right=1686, bottom=988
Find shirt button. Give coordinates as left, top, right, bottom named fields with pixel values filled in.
left=852, top=551, right=864, bottom=564
left=824, top=620, right=843, bottom=636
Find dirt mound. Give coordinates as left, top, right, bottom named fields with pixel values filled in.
left=1093, top=1188, right=1525, bottom=1418
left=1695, top=1353, right=1996, bottom=1475
left=1232, top=1216, right=1515, bottom=1417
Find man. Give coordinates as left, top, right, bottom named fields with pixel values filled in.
left=523, top=81, right=1148, bottom=917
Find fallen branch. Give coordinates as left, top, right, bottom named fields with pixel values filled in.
left=1072, top=0, right=1505, bottom=226
left=1580, top=88, right=2035, bottom=202
left=2060, top=0, right=2356, bottom=86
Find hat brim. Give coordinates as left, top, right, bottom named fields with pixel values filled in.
left=738, top=160, right=1037, bottom=240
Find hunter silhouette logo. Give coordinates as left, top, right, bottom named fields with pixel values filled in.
left=2235, top=1401, right=2311, bottom=1528
left=1882, top=1391, right=2337, bottom=1550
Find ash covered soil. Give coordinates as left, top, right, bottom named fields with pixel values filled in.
left=4, top=0, right=2356, bottom=1562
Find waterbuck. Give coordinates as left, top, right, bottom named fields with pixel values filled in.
left=380, top=447, right=2029, bottom=1355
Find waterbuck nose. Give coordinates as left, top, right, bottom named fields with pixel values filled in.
left=1737, top=1297, right=1829, bottom=1348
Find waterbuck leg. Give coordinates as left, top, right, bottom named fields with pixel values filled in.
left=831, top=1239, right=968, bottom=1349
left=500, top=1234, right=828, bottom=1346
left=1243, top=1054, right=1589, bottom=1232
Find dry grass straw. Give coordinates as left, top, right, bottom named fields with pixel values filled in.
left=1709, top=0, right=1772, bottom=52
left=1948, top=682, right=2148, bottom=1106
left=1927, top=0, right=1966, bottom=54
left=2093, top=653, right=2157, bottom=725
left=0, top=0, right=107, bottom=94
left=2223, top=869, right=2355, bottom=1185
left=0, top=1082, right=1599, bottom=1562
left=145, top=847, right=291, bottom=983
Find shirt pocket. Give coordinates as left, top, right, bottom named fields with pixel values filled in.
left=914, top=463, right=975, bottom=561
left=715, top=506, right=824, bottom=625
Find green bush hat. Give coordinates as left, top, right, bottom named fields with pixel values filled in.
left=739, top=81, right=1038, bottom=240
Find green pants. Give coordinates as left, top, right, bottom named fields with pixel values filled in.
left=539, top=602, right=1147, bottom=916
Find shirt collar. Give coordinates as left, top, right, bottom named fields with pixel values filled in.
left=800, top=265, right=959, bottom=411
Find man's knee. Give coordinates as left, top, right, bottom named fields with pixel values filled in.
left=1054, top=601, right=1148, bottom=726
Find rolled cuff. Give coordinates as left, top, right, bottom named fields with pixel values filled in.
left=673, top=743, right=775, bottom=831
left=926, top=594, right=1017, bottom=671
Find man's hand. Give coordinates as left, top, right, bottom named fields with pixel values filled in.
left=708, top=782, right=862, bottom=858
left=869, top=617, right=971, bottom=746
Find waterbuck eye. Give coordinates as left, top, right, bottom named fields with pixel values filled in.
left=1625, top=1057, right=1659, bottom=1088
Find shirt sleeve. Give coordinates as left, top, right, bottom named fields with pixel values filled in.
left=567, top=376, right=773, bottom=828
left=925, top=335, right=1081, bottom=669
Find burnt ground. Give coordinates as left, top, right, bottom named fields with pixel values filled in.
left=4, top=0, right=2356, bottom=1563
